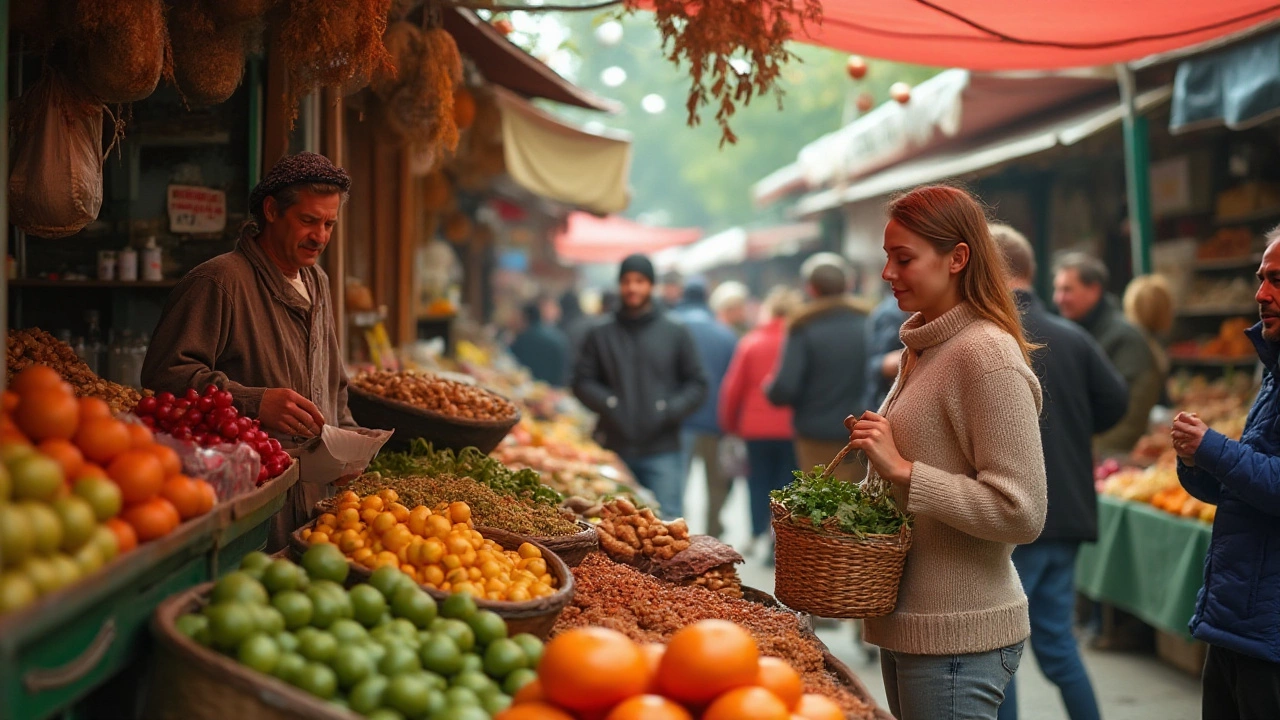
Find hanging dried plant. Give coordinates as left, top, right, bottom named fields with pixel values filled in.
left=380, top=26, right=463, bottom=159
left=167, top=0, right=248, bottom=107
left=626, top=0, right=822, bottom=146
left=373, top=20, right=422, bottom=99
left=422, top=171, right=453, bottom=212
left=273, top=0, right=395, bottom=122
left=71, top=0, right=167, bottom=104
left=454, top=87, right=476, bottom=130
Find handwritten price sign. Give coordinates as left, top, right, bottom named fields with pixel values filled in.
left=168, top=185, right=226, bottom=234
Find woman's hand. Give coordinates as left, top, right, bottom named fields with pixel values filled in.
left=846, top=411, right=913, bottom=487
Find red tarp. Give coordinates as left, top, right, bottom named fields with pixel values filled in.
left=795, top=2, right=1280, bottom=70
left=553, top=212, right=701, bottom=264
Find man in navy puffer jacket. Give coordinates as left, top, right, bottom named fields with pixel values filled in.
left=1174, top=228, right=1280, bottom=718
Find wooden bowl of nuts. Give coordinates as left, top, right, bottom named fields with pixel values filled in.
left=348, top=370, right=521, bottom=453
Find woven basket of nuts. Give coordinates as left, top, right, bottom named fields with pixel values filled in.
left=348, top=370, right=520, bottom=453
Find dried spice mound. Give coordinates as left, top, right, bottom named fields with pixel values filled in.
left=273, top=0, right=394, bottom=122
left=7, top=328, right=145, bottom=413
left=322, top=472, right=581, bottom=537
left=72, top=0, right=167, bottom=104
left=626, top=0, right=822, bottom=147
left=369, top=440, right=561, bottom=507
left=556, top=554, right=876, bottom=719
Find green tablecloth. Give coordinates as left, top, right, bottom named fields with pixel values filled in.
left=1076, top=495, right=1212, bottom=639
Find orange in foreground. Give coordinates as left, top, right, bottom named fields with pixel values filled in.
left=121, top=497, right=180, bottom=542
left=793, top=693, right=846, bottom=720
left=539, top=627, right=650, bottom=712
left=656, top=619, right=760, bottom=704
left=105, top=517, right=138, bottom=554
left=703, top=686, right=790, bottom=720
left=756, top=656, right=805, bottom=710
left=108, top=450, right=165, bottom=505
left=16, top=388, right=79, bottom=442
left=494, top=703, right=575, bottom=720
left=604, top=695, right=692, bottom=720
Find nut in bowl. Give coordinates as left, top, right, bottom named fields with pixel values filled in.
left=347, top=370, right=521, bottom=453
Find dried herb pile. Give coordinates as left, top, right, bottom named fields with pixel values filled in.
left=772, top=466, right=910, bottom=538
left=370, top=439, right=562, bottom=508
left=555, top=554, right=876, bottom=719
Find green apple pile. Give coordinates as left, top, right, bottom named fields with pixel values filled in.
left=175, top=544, right=543, bottom=719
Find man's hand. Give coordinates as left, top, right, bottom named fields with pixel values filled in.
left=847, top=411, right=913, bottom=487
left=259, top=388, right=325, bottom=438
left=1172, top=411, right=1208, bottom=466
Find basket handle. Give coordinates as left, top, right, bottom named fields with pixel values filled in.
left=822, top=442, right=858, bottom=479
left=823, top=442, right=891, bottom=497
left=24, top=617, right=117, bottom=692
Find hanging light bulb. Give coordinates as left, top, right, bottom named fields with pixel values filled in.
left=595, top=20, right=624, bottom=47
left=600, top=66, right=627, bottom=87
left=641, top=94, right=666, bottom=114
left=856, top=92, right=874, bottom=113
left=890, top=82, right=912, bottom=104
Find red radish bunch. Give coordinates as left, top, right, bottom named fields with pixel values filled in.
left=133, top=385, right=293, bottom=485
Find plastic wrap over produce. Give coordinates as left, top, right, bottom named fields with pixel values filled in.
left=153, top=430, right=261, bottom=501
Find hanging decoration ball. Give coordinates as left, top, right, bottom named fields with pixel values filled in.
left=444, top=212, right=473, bottom=242
left=846, top=55, right=868, bottom=80
left=890, top=82, right=912, bottom=104
left=493, top=18, right=514, bottom=36
left=595, top=20, right=624, bottom=47
left=855, top=92, right=875, bottom=113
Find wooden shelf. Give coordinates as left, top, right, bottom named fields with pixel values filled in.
left=1176, top=306, right=1256, bottom=318
left=1215, top=207, right=1280, bottom=226
left=1170, top=356, right=1257, bottom=368
left=9, top=279, right=181, bottom=289
left=1195, top=255, right=1262, bottom=271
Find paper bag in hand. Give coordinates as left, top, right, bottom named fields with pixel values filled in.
left=297, top=425, right=393, bottom=486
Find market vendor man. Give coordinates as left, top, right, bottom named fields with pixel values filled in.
left=142, top=151, right=359, bottom=549
left=1173, top=225, right=1280, bottom=718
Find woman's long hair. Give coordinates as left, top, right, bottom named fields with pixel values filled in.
left=887, top=185, right=1036, bottom=364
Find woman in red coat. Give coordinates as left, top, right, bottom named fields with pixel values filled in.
left=718, top=286, right=803, bottom=542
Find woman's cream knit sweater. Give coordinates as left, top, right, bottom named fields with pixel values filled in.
left=863, top=302, right=1048, bottom=656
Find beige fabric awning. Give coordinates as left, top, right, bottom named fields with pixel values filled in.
left=495, top=88, right=632, bottom=215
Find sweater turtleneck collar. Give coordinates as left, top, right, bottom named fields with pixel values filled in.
left=900, top=302, right=979, bottom=352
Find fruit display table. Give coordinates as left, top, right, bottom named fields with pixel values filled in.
left=1076, top=495, right=1212, bottom=640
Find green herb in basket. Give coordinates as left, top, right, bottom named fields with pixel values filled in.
left=369, top=439, right=564, bottom=508
left=771, top=467, right=911, bottom=539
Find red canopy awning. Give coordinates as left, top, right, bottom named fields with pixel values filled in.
left=796, top=2, right=1280, bottom=70
left=553, top=212, right=701, bottom=265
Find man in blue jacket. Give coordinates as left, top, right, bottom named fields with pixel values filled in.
left=671, top=278, right=739, bottom=538
left=1174, top=227, right=1280, bottom=719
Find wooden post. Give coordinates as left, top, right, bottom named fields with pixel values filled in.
left=262, top=42, right=292, bottom=172
left=322, top=89, right=347, bottom=352
left=397, top=152, right=415, bottom=347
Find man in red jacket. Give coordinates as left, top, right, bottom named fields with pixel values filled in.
left=719, top=286, right=803, bottom=543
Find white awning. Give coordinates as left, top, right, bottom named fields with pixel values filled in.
left=674, top=228, right=749, bottom=276
left=793, top=85, right=1173, bottom=218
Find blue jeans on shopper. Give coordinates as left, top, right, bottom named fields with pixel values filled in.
left=745, top=439, right=796, bottom=537
left=998, top=541, right=1101, bottom=720
left=882, top=642, right=1023, bottom=720
left=620, top=451, right=685, bottom=520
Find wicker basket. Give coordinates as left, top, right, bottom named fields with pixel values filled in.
left=290, top=522, right=574, bottom=638
left=144, top=584, right=353, bottom=720
left=532, top=520, right=598, bottom=567
left=346, top=385, right=520, bottom=454
left=770, top=443, right=911, bottom=619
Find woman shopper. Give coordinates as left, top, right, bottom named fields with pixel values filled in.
left=717, top=286, right=802, bottom=551
left=849, top=185, right=1048, bottom=720
left=1122, top=273, right=1174, bottom=413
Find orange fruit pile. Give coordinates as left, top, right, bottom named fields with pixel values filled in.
left=303, top=491, right=558, bottom=601
left=495, top=620, right=846, bottom=720
left=3, top=365, right=215, bottom=549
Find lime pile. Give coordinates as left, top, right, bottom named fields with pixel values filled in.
left=175, top=545, right=543, bottom=719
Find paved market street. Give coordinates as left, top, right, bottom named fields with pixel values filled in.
left=682, top=468, right=1204, bottom=720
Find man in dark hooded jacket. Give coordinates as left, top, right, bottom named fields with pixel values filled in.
left=510, top=301, right=570, bottom=387
left=573, top=254, right=708, bottom=519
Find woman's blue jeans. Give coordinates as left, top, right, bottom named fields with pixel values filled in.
left=881, top=642, right=1023, bottom=720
